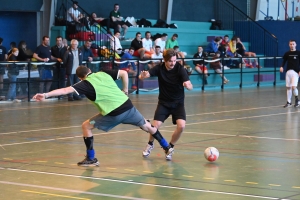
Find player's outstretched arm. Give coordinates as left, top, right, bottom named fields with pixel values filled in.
left=183, top=80, right=193, bottom=90
left=139, top=70, right=150, bottom=80
left=33, top=87, right=75, bottom=101
left=118, top=70, right=129, bottom=94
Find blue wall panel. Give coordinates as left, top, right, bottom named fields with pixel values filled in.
left=0, top=0, right=43, bottom=11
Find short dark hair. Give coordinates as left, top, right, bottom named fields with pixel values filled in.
left=114, top=31, right=120, bottom=35
left=76, top=65, right=90, bottom=79
left=155, top=46, right=161, bottom=49
left=56, top=36, right=63, bottom=40
left=145, top=31, right=151, bottom=36
left=214, top=37, right=221, bottom=42
left=42, top=36, right=49, bottom=41
left=0, top=37, right=3, bottom=44
left=162, top=33, right=168, bottom=37
left=10, top=42, right=16, bottom=47
left=129, top=47, right=135, bottom=51
left=73, top=1, right=78, bottom=5
left=173, top=45, right=179, bottom=50
left=136, top=32, right=141, bottom=36
left=114, top=3, right=119, bottom=7
left=224, top=35, right=229, bottom=38
left=173, top=33, right=178, bottom=38
left=163, top=48, right=176, bottom=61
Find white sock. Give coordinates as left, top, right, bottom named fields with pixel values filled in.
left=287, top=89, right=292, bottom=103
left=293, top=88, right=298, bottom=97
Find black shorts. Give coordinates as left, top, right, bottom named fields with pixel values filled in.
left=153, top=102, right=186, bottom=125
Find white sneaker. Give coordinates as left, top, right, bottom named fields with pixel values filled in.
left=165, top=147, right=174, bottom=161
left=13, top=99, right=22, bottom=103
left=142, top=144, right=154, bottom=158
left=223, top=66, right=230, bottom=70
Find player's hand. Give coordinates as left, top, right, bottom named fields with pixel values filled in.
left=279, top=67, right=283, bottom=73
left=32, top=93, right=46, bottom=101
left=140, top=71, right=150, bottom=79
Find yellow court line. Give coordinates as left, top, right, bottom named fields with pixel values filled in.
left=203, top=177, right=214, bottom=180
left=37, top=161, right=47, bottom=163
left=55, top=162, right=64, bottom=165
left=3, top=158, right=13, bottom=160
left=292, top=186, right=300, bottom=189
left=224, top=180, right=236, bottom=182
left=106, top=167, right=116, bottom=170
left=268, top=184, right=281, bottom=187
left=21, top=190, right=90, bottom=200
left=143, top=171, right=154, bottom=173
left=162, top=173, right=173, bottom=176
left=246, top=182, right=258, bottom=185
left=182, top=175, right=193, bottom=178
left=124, top=169, right=135, bottom=171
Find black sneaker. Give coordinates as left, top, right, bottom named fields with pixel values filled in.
left=283, top=102, right=292, bottom=108
left=295, top=99, right=299, bottom=107
left=77, top=156, right=99, bottom=166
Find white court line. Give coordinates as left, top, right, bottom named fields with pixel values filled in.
left=0, top=180, right=149, bottom=200
left=1, top=110, right=300, bottom=147
left=0, top=168, right=284, bottom=199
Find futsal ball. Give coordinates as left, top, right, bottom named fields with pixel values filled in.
left=204, top=147, right=219, bottom=162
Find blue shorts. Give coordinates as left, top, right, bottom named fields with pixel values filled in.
left=40, top=69, right=52, bottom=80
left=89, top=107, right=146, bottom=132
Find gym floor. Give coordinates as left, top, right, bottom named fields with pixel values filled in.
left=1, top=86, right=300, bottom=200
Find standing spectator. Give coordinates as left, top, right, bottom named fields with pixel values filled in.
left=33, top=36, right=54, bottom=94
left=148, top=46, right=163, bottom=69
left=280, top=40, right=300, bottom=108
left=142, top=31, right=154, bottom=54
left=7, top=42, right=17, bottom=56
left=131, top=32, right=151, bottom=59
left=139, top=49, right=193, bottom=160
left=6, top=48, right=21, bottom=102
left=210, top=51, right=229, bottom=84
left=51, top=36, right=67, bottom=91
left=205, top=37, right=222, bottom=56
left=17, top=41, right=33, bottom=61
left=165, top=34, right=179, bottom=49
left=62, top=39, right=69, bottom=48
left=110, top=4, right=128, bottom=39
left=80, top=40, right=93, bottom=63
left=0, top=37, right=7, bottom=100
left=110, top=31, right=122, bottom=53
left=33, top=65, right=174, bottom=166
left=154, top=33, right=168, bottom=52
left=66, top=1, right=90, bottom=32
left=119, top=47, right=137, bottom=89
left=63, top=39, right=83, bottom=101
left=193, top=46, right=209, bottom=84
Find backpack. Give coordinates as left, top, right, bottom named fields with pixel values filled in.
left=153, top=19, right=168, bottom=28
left=137, top=18, right=152, bottom=27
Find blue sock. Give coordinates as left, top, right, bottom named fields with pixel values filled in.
left=87, top=149, right=95, bottom=159
left=159, top=138, right=169, bottom=149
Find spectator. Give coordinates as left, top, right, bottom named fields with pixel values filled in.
left=110, top=31, right=122, bottom=53
left=205, top=37, right=222, bottom=56
left=7, top=42, right=16, bottom=56
left=236, top=37, right=260, bottom=68
left=148, top=46, right=163, bottom=69
left=110, top=4, right=128, bottom=39
left=6, top=48, right=21, bottom=102
left=166, top=33, right=179, bottom=49
left=89, top=12, right=113, bottom=34
left=193, top=46, right=209, bottom=84
left=119, top=47, right=137, bottom=89
left=142, top=31, right=154, bottom=54
left=66, top=1, right=90, bottom=31
left=33, top=36, right=54, bottom=94
left=228, top=37, right=245, bottom=68
left=154, top=33, right=168, bottom=52
left=62, top=39, right=69, bottom=48
left=131, top=32, right=151, bottom=59
left=0, top=37, right=7, bottom=100
left=63, top=39, right=83, bottom=101
left=221, top=35, right=229, bottom=46
left=218, top=43, right=232, bottom=67
left=210, top=51, right=229, bottom=84
left=17, top=41, right=33, bottom=61
left=80, top=40, right=93, bottom=63
left=51, top=36, right=67, bottom=91
left=173, top=46, right=185, bottom=66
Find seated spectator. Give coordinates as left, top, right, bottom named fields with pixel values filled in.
left=228, top=37, right=245, bottom=68
left=110, top=4, right=128, bottom=39
left=193, top=46, right=208, bottom=84
left=218, top=43, right=233, bottom=67
left=89, top=12, right=113, bottom=34
left=119, top=47, right=137, bottom=89
left=148, top=46, right=163, bottom=69
left=205, top=37, right=222, bottom=56
left=6, top=48, right=21, bottom=102
left=210, top=51, right=229, bottom=84
left=166, top=33, right=179, bottom=49
left=110, top=31, right=123, bottom=54
left=66, top=1, right=90, bottom=32
left=131, top=32, right=151, bottom=59
left=236, top=37, right=260, bottom=68
left=221, top=35, right=229, bottom=46
left=154, top=33, right=168, bottom=52
left=142, top=31, right=154, bottom=54
left=173, top=46, right=185, bottom=66
left=80, top=40, right=94, bottom=63
left=7, top=42, right=17, bottom=56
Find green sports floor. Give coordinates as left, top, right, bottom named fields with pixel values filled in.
left=1, top=86, right=300, bottom=200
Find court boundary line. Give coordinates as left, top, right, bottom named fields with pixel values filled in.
left=0, top=168, right=285, bottom=199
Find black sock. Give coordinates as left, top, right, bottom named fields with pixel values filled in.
left=169, top=143, right=174, bottom=148
left=148, top=141, right=154, bottom=146
left=152, top=130, right=168, bottom=149
left=83, top=136, right=94, bottom=150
